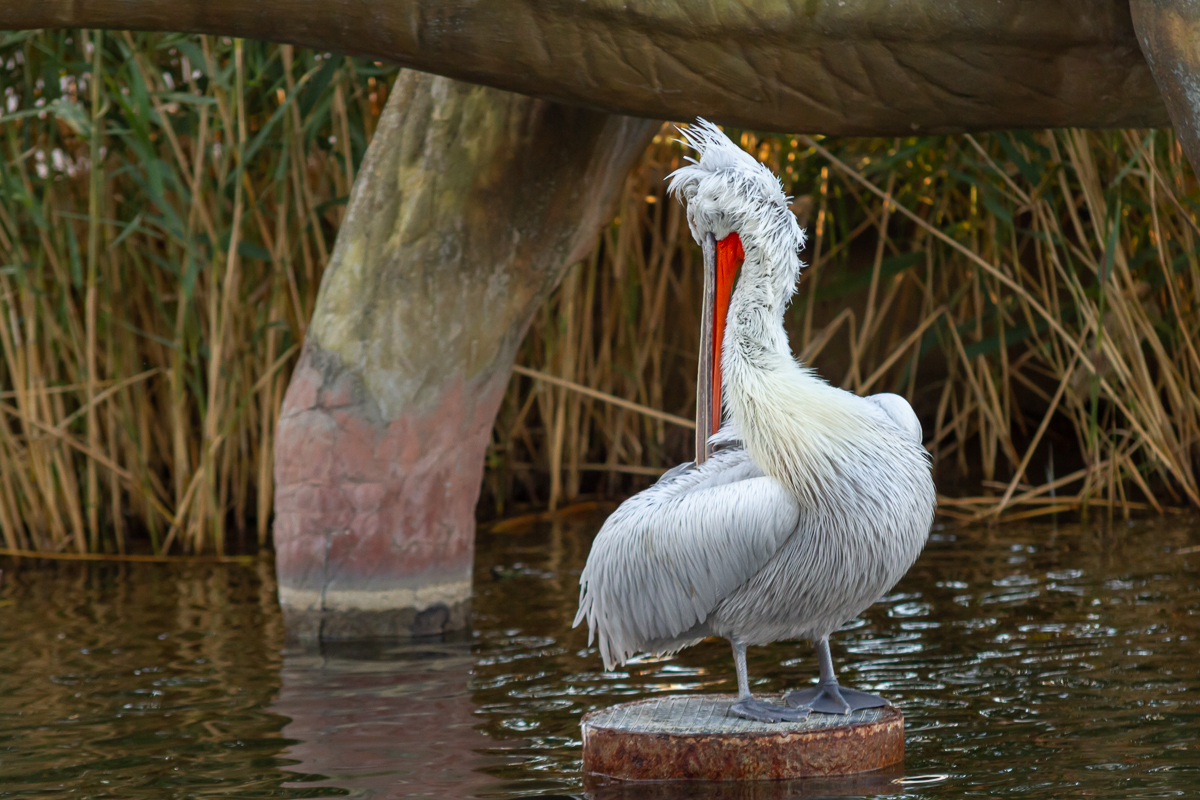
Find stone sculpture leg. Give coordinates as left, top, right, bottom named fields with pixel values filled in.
left=1131, top=0, right=1200, bottom=177
left=274, top=71, right=657, bottom=642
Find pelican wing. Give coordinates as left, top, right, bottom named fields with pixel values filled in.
left=865, top=392, right=923, bottom=444
left=574, top=446, right=800, bottom=668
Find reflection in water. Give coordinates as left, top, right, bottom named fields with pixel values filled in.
left=585, top=770, right=906, bottom=800
left=0, top=516, right=1197, bottom=798
left=469, top=516, right=1200, bottom=799
left=274, top=640, right=499, bottom=798
left=0, top=559, right=329, bottom=798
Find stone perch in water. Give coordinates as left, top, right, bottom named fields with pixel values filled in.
left=582, top=696, right=904, bottom=781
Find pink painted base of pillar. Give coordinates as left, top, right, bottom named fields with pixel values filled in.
left=274, top=344, right=502, bottom=641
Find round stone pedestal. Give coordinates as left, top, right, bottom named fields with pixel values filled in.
left=582, top=694, right=903, bottom=782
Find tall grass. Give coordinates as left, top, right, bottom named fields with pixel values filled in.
left=497, top=129, right=1200, bottom=523
left=0, top=31, right=392, bottom=554
left=3, top=31, right=1200, bottom=555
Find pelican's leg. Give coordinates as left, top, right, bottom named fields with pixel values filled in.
left=784, top=636, right=889, bottom=715
left=728, top=638, right=810, bottom=723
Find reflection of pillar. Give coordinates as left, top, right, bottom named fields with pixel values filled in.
left=273, top=642, right=499, bottom=797
left=272, top=70, right=658, bottom=641
left=586, top=771, right=902, bottom=800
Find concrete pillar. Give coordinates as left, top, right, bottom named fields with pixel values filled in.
left=273, top=70, right=657, bottom=642
left=1131, top=0, right=1200, bottom=177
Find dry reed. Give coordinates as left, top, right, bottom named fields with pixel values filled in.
left=496, top=129, right=1200, bottom=525
left=0, top=31, right=387, bottom=553
left=3, top=30, right=1200, bottom=555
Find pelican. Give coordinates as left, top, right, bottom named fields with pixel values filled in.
left=573, top=121, right=936, bottom=723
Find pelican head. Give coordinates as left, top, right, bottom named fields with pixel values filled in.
left=668, top=120, right=807, bottom=461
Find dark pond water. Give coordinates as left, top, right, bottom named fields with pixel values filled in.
left=0, top=515, right=1198, bottom=798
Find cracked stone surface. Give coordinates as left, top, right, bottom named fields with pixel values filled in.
left=13, top=0, right=1168, bottom=134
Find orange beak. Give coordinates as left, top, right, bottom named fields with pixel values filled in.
left=695, top=231, right=744, bottom=463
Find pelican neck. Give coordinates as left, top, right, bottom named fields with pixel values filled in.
left=722, top=246, right=795, bottom=377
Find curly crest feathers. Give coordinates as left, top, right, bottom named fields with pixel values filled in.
left=667, top=118, right=807, bottom=301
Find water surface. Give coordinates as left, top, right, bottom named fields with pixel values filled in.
left=0, top=516, right=1197, bottom=798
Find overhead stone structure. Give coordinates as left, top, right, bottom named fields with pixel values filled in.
left=10, top=0, right=1200, bottom=641
left=4, top=0, right=1173, bottom=135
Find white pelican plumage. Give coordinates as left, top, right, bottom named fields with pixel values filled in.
left=573, top=121, right=936, bottom=722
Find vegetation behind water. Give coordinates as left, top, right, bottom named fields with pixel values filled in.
left=3, top=31, right=1199, bottom=555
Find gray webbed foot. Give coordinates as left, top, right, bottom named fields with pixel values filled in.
left=785, top=682, right=888, bottom=715
left=730, top=696, right=812, bottom=723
